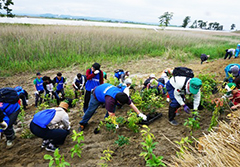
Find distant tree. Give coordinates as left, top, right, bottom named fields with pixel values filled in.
left=208, top=22, right=213, bottom=30
left=213, top=22, right=220, bottom=30
left=190, top=20, right=198, bottom=28
left=158, top=12, right=173, bottom=26
left=198, top=20, right=205, bottom=29
left=0, top=0, right=14, bottom=17
left=182, top=16, right=191, bottom=28
left=231, top=24, right=236, bottom=30
left=217, top=25, right=223, bottom=30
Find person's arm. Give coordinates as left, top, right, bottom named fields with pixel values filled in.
left=193, top=90, right=201, bottom=110
left=173, top=89, right=185, bottom=106
left=72, top=76, right=78, bottom=89
left=24, top=90, right=29, bottom=100
left=129, top=102, right=147, bottom=120
left=86, top=69, right=95, bottom=80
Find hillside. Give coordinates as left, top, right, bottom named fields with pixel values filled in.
left=0, top=56, right=238, bottom=167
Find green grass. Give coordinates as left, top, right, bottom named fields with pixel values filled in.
left=0, top=23, right=238, bottom=76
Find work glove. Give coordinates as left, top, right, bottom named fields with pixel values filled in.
left=115, top=124, right=119, bottom=129
left=138, top=113, right=147, bottom=121
left=0, top=121, right=8, bottom=130
left=166, top=98, right=170, bottom=102
left=94, top=70, right=100, bottom=75
left=183, top=105, right=190, bottom=114
left=35, top=91, right=39, bottom=95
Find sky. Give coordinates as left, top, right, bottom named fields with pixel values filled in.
left=11, top=0, right=239, bottom=30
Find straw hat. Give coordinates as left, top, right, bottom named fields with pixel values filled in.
left=59, top=102, right=69, bottom=110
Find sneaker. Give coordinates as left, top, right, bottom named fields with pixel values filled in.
left=41, top=139, right=50, bottom=148
left=169, top=120, right=179, bottom=126
left=78, top=124, right=85, bottom=132
left=45, top=143, right=58, bottom=152
left=6, top=140, right=13, bottom=147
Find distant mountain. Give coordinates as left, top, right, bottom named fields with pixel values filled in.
left=15, top=13, right=159, bottom=26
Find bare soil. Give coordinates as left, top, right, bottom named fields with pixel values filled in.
left=0, top=57, right=237, bottom=167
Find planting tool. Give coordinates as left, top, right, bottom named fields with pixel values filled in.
left=139, top=112, right=162, bottom=125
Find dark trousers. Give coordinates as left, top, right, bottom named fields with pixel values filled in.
left=224, top=52, right=233, bottom=59
left=83, top=90, right=91, bottom=112
left=35, top=90, right=44, bottom=107
left=55, top=89, right=65, bottom=100
left=45, top=91, right=60, bottom=105
left=30, top=121, right=69, bottom=145
left=19, top=93, right=27, bottom=108
left=73, top=85, right=84, bottom=99
left=4, top=109, right=20, bottom=140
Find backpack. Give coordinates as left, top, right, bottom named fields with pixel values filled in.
left=172, top=67, right=194, bottom=92
left=0, top=88, right=19, bottom=104
left=172, top=67, right=194, bottom=78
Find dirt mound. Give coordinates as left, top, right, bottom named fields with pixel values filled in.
left=0, top=57, right=237, bottom=166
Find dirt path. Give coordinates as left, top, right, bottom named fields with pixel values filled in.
left=0, top=56, right=238, bottom=167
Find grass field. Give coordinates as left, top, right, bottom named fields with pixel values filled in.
left=0, top=23, right=239, bottom=76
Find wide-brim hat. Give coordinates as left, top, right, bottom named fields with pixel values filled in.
left=59, top=102, right=69, bottom=110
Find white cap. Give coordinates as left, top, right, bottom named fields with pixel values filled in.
left=124, top=78, right=132, bottom=85
left=150, top=74, right=156, bottom=78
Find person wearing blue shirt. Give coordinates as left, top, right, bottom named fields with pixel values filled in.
left=53, top=72, right=66, bottom=100
left=0, top=102, right=20, bottom=147
left=234, top=43, right=240, bottom=58
left=33, top=72, right=44, bottom=107
left=14, top=86, right=28, bottom=110
left=78, top=83, right=147, bottom=131
left=224, top=64, right=240, bottom=83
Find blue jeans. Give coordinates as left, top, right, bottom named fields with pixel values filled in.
left=235, top=49, right=239, bottom=58
left=166, top=81, right=185, bottom=108
left=80, top=94, right=101, bottom=125
left=30, top=121, right=69, bottom=145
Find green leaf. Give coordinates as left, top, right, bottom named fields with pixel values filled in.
left=44, top=154, right=53, bottom=160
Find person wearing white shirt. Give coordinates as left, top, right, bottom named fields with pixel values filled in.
left=166, top=76, right=202, bottom=125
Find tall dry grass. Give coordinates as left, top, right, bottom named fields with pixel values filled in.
left=0, top=23, right=238, bottom=76
left=167, top=112, right=240, bottom=167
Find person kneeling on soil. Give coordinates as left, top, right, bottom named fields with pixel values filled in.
left=225, top=83, right=240, bottom=110
left=30, top=102, right=70, bottom=152
left=166, top=77, right=202, bottom=126
left=78, top=83, right=147, bottom=131
left=224, top=64, right=240, bottom=83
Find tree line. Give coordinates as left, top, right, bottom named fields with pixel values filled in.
left=159, top=12, right=236, bottom=31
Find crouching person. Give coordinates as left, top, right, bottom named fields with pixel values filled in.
left=30, top=102, right=70, bottom=152
left=78, top=83, right=147, bottom=131
left=166, top=77, right=202, bottom=126
left=0, top=101, right=20, bottom=147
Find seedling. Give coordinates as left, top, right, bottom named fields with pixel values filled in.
left=146, top=154, right=166, bottom=167
left=184, top=111, right=200, bottom=136
left=139, top=125, right=166, bottom=166
left=99, top=148, right=114, bottom=167
left=18, top=108, right=26, bottom=128
left=116, top=116, right=126, bottom=126
left=114, top=135, right=130, bottom=147
left=71, top=130, right=84, bottom=158
left=44, top=148, right=70, bottom=167
left=21, top=128, right=35, bottom=139
left=127, top=111, right=141, bottom=133
left=174, top=137, right=193, bottom=158
left=208, top=98, right=224, bottom=131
